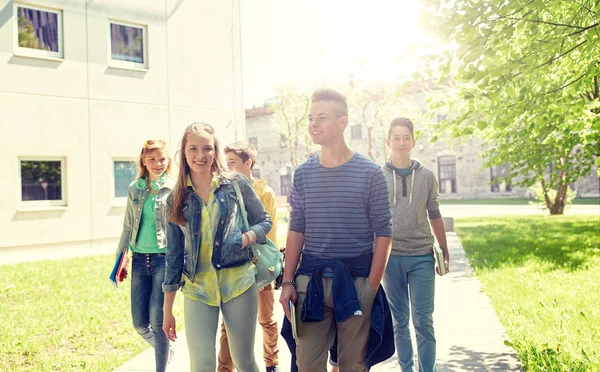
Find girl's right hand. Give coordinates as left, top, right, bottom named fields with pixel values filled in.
left=163, top=313, right=177, bottom=341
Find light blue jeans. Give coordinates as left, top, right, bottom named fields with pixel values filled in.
left=383, top=254, right=436, bottom=372
left=184, top=284, right=260, bottom=372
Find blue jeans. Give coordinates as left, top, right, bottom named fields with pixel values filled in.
left=131, top=253, right=169, bottom=372
left=383, top=254, right=436, bottom=372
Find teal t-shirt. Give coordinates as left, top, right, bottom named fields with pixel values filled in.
left=131, top=194, right=161, bottom=254
left=392, top=160, right=415, bottom=177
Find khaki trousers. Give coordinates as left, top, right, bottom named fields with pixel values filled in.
left=294, top=275, right=376, bottom=372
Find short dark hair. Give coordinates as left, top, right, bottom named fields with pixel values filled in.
left=224, top=141, right=258, bottom=169
left=388, top=117, right=414, bottom=139
left=311, top=89, right=348, bottom=117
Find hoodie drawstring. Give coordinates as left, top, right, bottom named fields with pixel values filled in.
left=392, top=168, right=397, bottom=206
left=409, top=168, right=415, bottom=205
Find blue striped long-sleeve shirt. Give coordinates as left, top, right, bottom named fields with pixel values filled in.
left=288, top=153, right=392, bottom=259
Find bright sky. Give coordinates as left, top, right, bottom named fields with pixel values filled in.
left=241, top=0, right=441, bottom=107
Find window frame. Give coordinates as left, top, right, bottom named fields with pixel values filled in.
left=490, top=165, right=512, bottom=193
left=350, top=124, right=362, bottom=140
left=18, top=156, right=67, bottom=208
left=437, top=155, right=457, bottom=194
left=280, top=167, right=292, bottom=196
left=13, top=2, right=64, bottom=60
left=107, top=19, right=148, bottom=70
left=249, top=137, right=258, bottom=151
left=112, top=157, right=137, bottom=206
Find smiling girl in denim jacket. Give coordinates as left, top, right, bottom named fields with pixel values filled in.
left=162, top=122, right=272, bottom=372
left=116, top=139, right=173, bottom=372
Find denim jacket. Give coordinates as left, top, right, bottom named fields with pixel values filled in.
left=116, top=178, right=174, bottom=255
left=281, top=253, right=395, bottom=370
left=162, top=175, right=272, bottom=292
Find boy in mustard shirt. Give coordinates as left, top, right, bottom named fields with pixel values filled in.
left=220, top=141, right=280, bottom=372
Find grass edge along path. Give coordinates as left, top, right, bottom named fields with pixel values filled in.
left=455, top=215, right=600, bottom=372
left=0, top=255, right=185, bottom=371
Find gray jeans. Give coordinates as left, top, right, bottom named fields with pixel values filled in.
left=184, top=284, right=260, bottom=372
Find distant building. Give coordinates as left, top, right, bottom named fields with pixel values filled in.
left=1, top=0, right=244, bottom=249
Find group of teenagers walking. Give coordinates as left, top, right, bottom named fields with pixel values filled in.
left=116, top=88, right=450, bottom=372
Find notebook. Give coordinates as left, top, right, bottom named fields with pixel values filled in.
left=109, top=248, right=130, bottom=289
left=433, top=244, right=448, bottom=276
left=289, top=300, right=298, bottom=340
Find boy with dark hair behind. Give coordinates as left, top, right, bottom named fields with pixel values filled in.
left=279, top=88, right=395, bottom=371
left=383, top=117, right=449, bottom=372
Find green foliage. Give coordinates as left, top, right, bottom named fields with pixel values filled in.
left=456, top=216, right=600, bottom=371
left=20, top=161, right=62, bottom=185
left=422, top=0, right=600, bottom=215
left=0, top=256, right=185, bottom=371
left=17, top=15, right=41, bottom=50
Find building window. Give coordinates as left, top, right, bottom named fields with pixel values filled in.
left=114, top=160, right=137, bottom=198
left=280, top=167, right=292, bottom=196
left=252, top=168, right=261, bottom=179
left=350, top=124, right=362, bottom=140
left=249, top=137, right=258, bottom=150
left=490, top=165, right=512, bottom=192
left=437, top=155, right=457, bottom=194
left=19, top=158, right=66, bottom=207
left=14, top=4, right=63, bottom=59
left=109, top=20, right=148, bottom=69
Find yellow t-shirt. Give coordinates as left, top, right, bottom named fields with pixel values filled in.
left=252, top=179, right=278, bottom=248
left=182, top=175, right=255, bottom=305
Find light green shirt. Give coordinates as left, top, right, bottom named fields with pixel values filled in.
left=131, top=194, right=162, bottom=254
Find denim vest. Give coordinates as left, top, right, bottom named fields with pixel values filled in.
left=162, top=175, right=272, bottom=292
left=116, top=179, right=174, bottom=256
left=281, top=253, right=395, bottom=369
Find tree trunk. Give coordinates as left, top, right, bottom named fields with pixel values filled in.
left=552, top=183, right=567, bottom=215
left=367, top=127, right=375, bottom=160
left=541, top=178, right=566, bottom=215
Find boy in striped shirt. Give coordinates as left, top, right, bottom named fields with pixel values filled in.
left=279, top=89, right=393, bottom=371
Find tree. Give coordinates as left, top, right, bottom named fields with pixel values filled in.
left=268, top=85, right=314, bottom=168
left=347, top=85, right=397, bottom=161
left=422, top=0, right=600, bottom=214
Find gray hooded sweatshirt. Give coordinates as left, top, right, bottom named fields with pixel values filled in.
left=383, top=160, right=442, bottom=256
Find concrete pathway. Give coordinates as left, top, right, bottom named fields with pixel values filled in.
left=113, top=232, right=522, bottom=372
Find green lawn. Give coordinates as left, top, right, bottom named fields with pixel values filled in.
left=456, top=215, right=600, bottom=371
left=0, top=256, right=184, bottom=371
left=440, top=198, right=599, bottom=205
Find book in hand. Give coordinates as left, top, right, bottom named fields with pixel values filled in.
left=289, top=300, right=298, bottom=340
left=109, top=248, right=130, bottom=289
left=433, top=244, right=448, bottom=276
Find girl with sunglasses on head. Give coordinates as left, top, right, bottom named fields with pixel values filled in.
left=116, top=139, right=174, bottom=372
left=162, top=122, right=272, bottom=372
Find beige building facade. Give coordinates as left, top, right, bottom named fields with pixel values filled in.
left=1, top=0, right=244, bottom=249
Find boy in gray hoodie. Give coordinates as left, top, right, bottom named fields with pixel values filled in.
left=382, top=117, right=449, bottom=372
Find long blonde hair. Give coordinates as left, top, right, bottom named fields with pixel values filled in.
left=170, top=122, right=229, bottom=225
left=136, top=139, right=172, bottom=179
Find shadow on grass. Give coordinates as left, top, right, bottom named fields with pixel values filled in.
left=455, top=216, right=600, bottom=272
